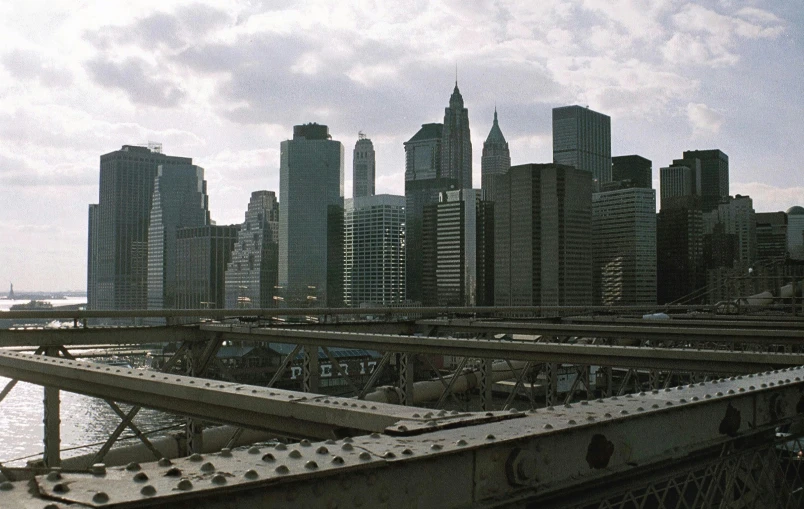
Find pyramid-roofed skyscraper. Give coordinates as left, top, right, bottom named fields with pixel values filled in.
left=481, top=108, right=510, bottom=200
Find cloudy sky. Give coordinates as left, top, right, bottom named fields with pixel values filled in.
left=0, top=0, right=802, bottom=291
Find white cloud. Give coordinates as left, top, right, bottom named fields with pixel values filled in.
left=731, top=182, right=804, bottom=212
left=686, top=103, right=725, bottom=136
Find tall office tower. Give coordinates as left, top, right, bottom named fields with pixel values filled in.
left=441, top=83, right=472, bottom=190
left=611, top=155, right=652, bottom=189
left=404, top=123, right=455, bottom=303
left=703, top=195, right=756, bottom=266
left=756, top=212, right=788, bottom=264
left=91, top=144, right=192, bottom=312
left=494, top=163, right=593, bottom=306
left=592, top=188, right=657, bottom=306
left=146, top=165, right=210, bottom=310
left=660, top=159, right=700, bottom=208
left=352, top=133, right=375, bottom=198
left=343, top=195, right=406, bottom=307
left=279, top=124, right=344, bottom=307
left=225, top=191, right=280, bottom=308
left=657, top=196, right=705, bottom=304
left=87, top=204, right=99, bottom=311
left=788, top=206, right=804, bottom=260
left=175, top=224, right=240, bottom=310
left=552, top=105, right=612, bottom=185
left=481, top=109, right=511, bottom=200
left=421, top=189, right=494, bottom=307
left=683, top=149, right=728, bottom=212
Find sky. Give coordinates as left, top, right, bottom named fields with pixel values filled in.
left=0, top=0, right=802, bottom=291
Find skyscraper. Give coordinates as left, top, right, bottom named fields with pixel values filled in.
left=494, top=163, right=593, bottom=306
left=657, top=196, right=705, bottom=304
left=553, top=105, right=611, bottom=185
left=660, top=159, right=700, bottom=208
left=352, top=133, right=375, bottom=198
left=592, top=188, right=657, bottom=306
left=87, top=204, right=99, bottom=311
left=90, top=144, right=192, bottom=313
left=225, top=191, right=280, bottom=308
left=175, top=224, right=239, bottom=310
left=481, top=109, right=510, bottom=200
left=421, top=189, right=494, bottom=306
left=683, top=149, right=728, bottom=212
left=441, top=83, right=472, bottom=190
left=703, top=195, right=756, bottom=266
left=279, top=124, right=344, bottom=307
left=343, top=194, right=406, bottom=307
left=787, top=206, right=804, bottom=260
left=146, top=164, right=210, bottom=310
left=611, top=155, right=652, bottom=189
left=405, top=123, right=451, bottom=304
left=756, top=212, right=788, bottom=264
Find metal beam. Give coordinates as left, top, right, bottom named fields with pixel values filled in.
left=11, top=367, right=804, bottom=509
left=0, top=352, right=500, bottom=440
left=0, top=325, right=204, bottom=347
left=416, top=319, right=804, bottom=345
left=203, top=324, right=804, bottom=373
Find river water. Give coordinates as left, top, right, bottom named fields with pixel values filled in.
left=0, top=297, right=181, bottom=466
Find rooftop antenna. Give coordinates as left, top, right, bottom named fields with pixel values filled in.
left=455, top=62, right=458, bottom=86
left=358, top=131, right=366, bottom=140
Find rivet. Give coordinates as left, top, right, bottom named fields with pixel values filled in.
left=705, top=394, right=712, bottom=399
left=761, top=384, right=768, bottom=388
left=370, top=433, right=381, bottom=439
left=189, top=453, right=203, bottom=462
left=300, top=439, right=311, bottom=447
left=133, top=472, right=149, bottom=482
left=262, top=453, right=276, bottom=462
left=427, top=420, right=437, bottom=427
left=343, top=437, right=353, bottom=443
left=165, top=467, right=182, bottom=477
left=402, top=448, right=414, bottom=455
left=544, top=424, right=553, bottom=429
left=0, top=482, right=13, bottom=491
left=220, top=448, right=232, bottom=457
left=200, top=462, right=215, bottom=472
left=359, top=452, right=372, bottom=460
left=581, top=400, right=589, bottom=405
left=620, top=410, right=628, bottom=415
left=93, top=492, right=110, bottom=503
left=437, top=410, right=447, bottom=416
left=666, top=402, right=673, bottom=406
left=371, top=406, right=377, bottom=410
left=332, top=456, right=345, bottom=464
left=53, top=483, right=69, bottom=493
left=451, top=410, right=460, bottom=415
left=289, top=449, right=302, bottom=459
left=305, top=461, right=319, bottom=470
left=424, top=412, right=433, bottom=418
left=275, top=465, right=290, bottom=474
left=486, top=434, right=496, bottom=440
left=342, top=443, right=354, bottom=451
left=692, top=396, right=699, bottom=401
left=248, top=446, right=261, bottom=454
left=568, top=419, right=577, bottom=425
left=431, top=444, right=443, bottom=451
left=275, top=443, right=287, bottom=451
left=412, top=413, right=421, bottom=418
left=317, top=446, right=329, bottom=454
left=125, top=462, right=141, bottom=472
left=749, top=386, right=756, bottom=390
left=245, top=469, right=259, bottom=479
left=652, top=390, right=659, bottom=394
left=212, top=474, right=227, bottom=485
left=564, top=403, right=572, bottom=408
left=485, top=412, right=494, bottom=417
left=679, top=399, right=687, bottom=403
left=398, top=425, right=408, bottom=432
left=639, top=392, right=646, bottom=396
left=728, top=389, right=736, bottom=394
left=46, top=471, right=62, bottom=481
left=325, top=439, right=336, bottom=445
left=587, top=416, right=595, bottom=421
left=140, top=485, right=156, bottom=496
left=604, top=413, right=612, bottom=417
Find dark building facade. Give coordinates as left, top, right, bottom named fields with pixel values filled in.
left=756, top=211, right=788, bottom=264
left=175, top=224, right=239, bottom=310
left=279, top=124, right=344, bottom=307
left=352, top=133, right=375, bottom=198
left=553, top=105, right=611, bottom=185
left=657, top=196, right=705, bottom=304
left=91, top=145, right=192, bottom=313
left=441, top=83, right=472, bottom=190
left=225, top=191, right=280, bottom=309
left=87, top=204, right=99, bottom=310
left=683, top=149, right=729, bottom=212
left=611, top=155, right=652, bottom=189
left=481, top=109, right=510, bottom=201
left=494, top=163, right=593, bottom=306
left=404, top=123, right=456, bottom=303
left=421, top=190, right=493, bottom=307
left=146, top=164, right=210, bottom=310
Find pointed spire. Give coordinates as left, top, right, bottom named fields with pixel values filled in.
left=485, top=107, right=507, bottom=145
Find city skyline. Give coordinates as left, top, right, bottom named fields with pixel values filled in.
left=1, top=1, right=803, bottom=290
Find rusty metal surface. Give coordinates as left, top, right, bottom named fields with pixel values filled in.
left=2, top=366, right=803, bottom=508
